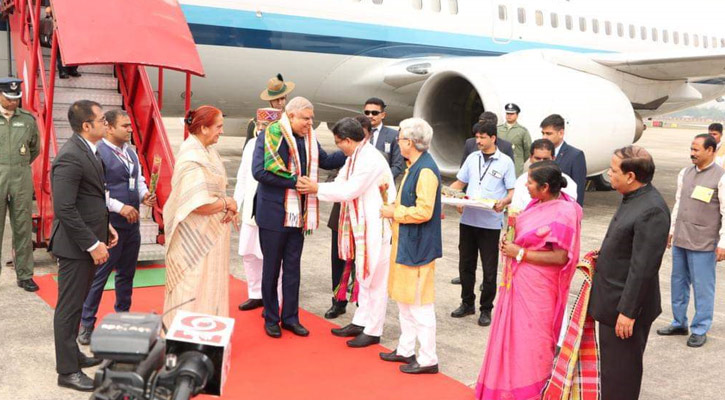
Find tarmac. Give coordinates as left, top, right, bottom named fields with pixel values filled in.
left=0, top=123, right=723, bottom=400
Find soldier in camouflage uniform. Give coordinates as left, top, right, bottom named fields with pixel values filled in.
left=0, top=78, right=40, bottom=291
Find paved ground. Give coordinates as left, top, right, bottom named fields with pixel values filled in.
left=1, top=124, right=722, bottom=399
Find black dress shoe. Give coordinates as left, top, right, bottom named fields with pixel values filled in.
left=58, top=71, right=69, bottom=79
left=238, top=298, right=264, bottom=311
left=78, top=352, right=102, bottom=368
left=347, top=333, right=380, bottom=348
left=69, top=69, right=82, bottom=77
left=17, top=278, right=39, bottom=292
left=687, top=333, right=707, bottom=348
left=324, top=302, right=347, bottom=319
left=656, top=325, right=689, bottom=336
left=77, top=325, right=93, bottom=346
left=265, top=324, right=282, bottom=338
left=478, top=311, right=492, bottom=327
left=331, top=323, right=364, bottom=337
left=400, top=361, right=439, bottom=374
left=450, top=303, right=475, bottom=318
left=281, top=323, right=310, bottom=337
left=57, top=371, right=94, bottom=391
left=450, top=276, right=461, bottom=284
left=380, top=350, right=416, bottom=364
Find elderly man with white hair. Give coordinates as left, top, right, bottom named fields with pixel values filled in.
left=252, top=96, right=346, bottom=338
left=380, top=118, right=443, bottom=374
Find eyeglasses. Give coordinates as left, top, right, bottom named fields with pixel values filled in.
left=85, top=116, right=108, bottom=126
left=363, top=110, right=382, bottom=116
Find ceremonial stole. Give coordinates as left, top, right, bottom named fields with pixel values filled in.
left=541, top=251, right=601, bottom=400
left=263, top=113, right=319, bottom=231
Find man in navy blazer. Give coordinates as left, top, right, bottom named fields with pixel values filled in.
left=461, top=112, right=514, bottom=166
left=540, top=114, right=587, bottom=206
left=252, top=97, right=346, bottom=338
left=363, top=98, right=405, bottom=179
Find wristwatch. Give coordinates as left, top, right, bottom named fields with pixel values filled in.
left=516, top=248, right=526, bottom=263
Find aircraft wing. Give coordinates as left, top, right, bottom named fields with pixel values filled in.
left=592, top=51, right=725, bottom=80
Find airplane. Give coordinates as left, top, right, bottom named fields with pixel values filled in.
left=8, top=0, right=725, bottom=184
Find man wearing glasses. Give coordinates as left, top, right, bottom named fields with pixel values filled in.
left=363, top=97, right=405, bottom=179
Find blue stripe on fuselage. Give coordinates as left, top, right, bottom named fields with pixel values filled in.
left=182, top=5, right=603, bottom=58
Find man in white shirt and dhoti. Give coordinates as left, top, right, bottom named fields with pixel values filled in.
left=297, top=117, right=396, bottom=347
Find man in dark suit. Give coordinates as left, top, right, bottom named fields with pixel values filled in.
left=363, top=97, right=405, bottom=179
left=589, top=146, right=669, bottom=400
left=461, top=111, right=514, bottom=165
left=540, top=114, right=586, bottom=206
left=50, top=100, right=118, bottom=391
left=252, top=97, right=345, bottom=338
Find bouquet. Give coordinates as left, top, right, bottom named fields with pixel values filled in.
left=148, top=155, right=162, bottom=194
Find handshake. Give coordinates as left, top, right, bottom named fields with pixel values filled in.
left=296, top=176, right=318, bottom=194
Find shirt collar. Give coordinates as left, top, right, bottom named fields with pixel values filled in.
left=373, top=123, right=383, bottom=132
left=79, top=135, right=98, bottom=154
left=554, top=142, right=564, bottom=157
left=696, top=160, right=716, bottom=172
left=622, top=183, right=651, bottom=201
left=102, top=138, right=128, bottom=153
left=481, top=147, right=501, bottom=159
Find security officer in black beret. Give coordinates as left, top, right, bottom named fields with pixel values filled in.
left=0, top=78, right=40, bottom=291
left=497, top=103, right=531, bottom=177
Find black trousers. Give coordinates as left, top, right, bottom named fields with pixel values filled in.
left=330, top=229, right=349, bottom=307
left=54, top=256, right=95, bottom=374
left=259, top=227, right=303, bottom=326
left=458, top=223, right=500, bottom=312
left=81, top=228, right=140, bottom=327
left=598, top=320, right=653, bottom=400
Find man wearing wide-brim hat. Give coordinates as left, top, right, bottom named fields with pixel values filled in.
left=260, top=73, right=295, bottom=110
left=0, top=77, right=40, bottom=291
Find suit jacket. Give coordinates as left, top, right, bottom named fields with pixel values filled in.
left=555, top=141, right=587, bottom=206
left=461, top=137, right=514, bottom=166
left=372, top=125, right=405, bottom=178
left=589, top=184, right=670, bottom=327
left=48, top=134, right=109, bottom=259
left=252, top=131, right=346, bottom=232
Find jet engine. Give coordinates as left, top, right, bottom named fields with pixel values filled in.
left=413, top=55, right=639, bottom=177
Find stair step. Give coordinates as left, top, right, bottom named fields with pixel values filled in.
left=137, top=243, right=165, bottom=262
left=47, top=88, right=122, bottom=106
left=49, top=74, right=118, bottom=90
left=43, top=58, right=115, bottom=75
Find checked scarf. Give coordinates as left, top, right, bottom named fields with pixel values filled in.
left=542, top=251, right=601, bottom=400
left=263, top=113, right=319, bottom=231
left=334, top=140, right=370, bottom=302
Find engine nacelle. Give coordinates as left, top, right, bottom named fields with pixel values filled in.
left=414, top=55, right=637, bottom=177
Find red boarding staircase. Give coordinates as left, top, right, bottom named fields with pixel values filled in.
left=1, top=0, right=204, bottom=260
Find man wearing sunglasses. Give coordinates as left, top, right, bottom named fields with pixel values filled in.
left=363, top=98, right=405, bottom=179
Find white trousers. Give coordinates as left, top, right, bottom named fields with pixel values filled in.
left=395, top=302, right=438, bottom=367
left=351, top=250, right=391, bottom=337
left=243, top=254, right=282, bottom=302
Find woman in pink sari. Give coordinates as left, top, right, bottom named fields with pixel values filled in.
left=476, top=161, right=582, bottom=400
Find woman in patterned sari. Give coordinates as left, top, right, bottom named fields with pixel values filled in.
left=476, top=160, right=582, bottom=400
left=162, top=105, right=239, bottom=327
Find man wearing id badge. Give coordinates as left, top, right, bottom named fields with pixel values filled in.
left=447, top=122, right=515, bottom=327
left=657, top=133, right=725, bottom=348
left=363, top=97, right=405, bottom=180
left=77, top=110, right=156, bottom=345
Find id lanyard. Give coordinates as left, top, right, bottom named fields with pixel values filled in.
left=111, top=147, right=134, bottom=175
left=478, top=153, right=494, bottom=184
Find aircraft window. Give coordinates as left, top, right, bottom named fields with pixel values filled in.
left=565, top=15, right=572, bottom=30
left=663, top=30, right=669, bottom=43
left=592, top=19, right=599, bottom=34
left=372, top=0, right=383, bottom=4
left=629, top=24, right=635, bottom=39
left=605, top=21, right=612, bottom=35
left=651, top=28, right=658, bottom=42
left=693, top=34, right=699, bottom=47
left=551, top=13, right=559, bottom=28
left=579, top=17, right=586, bottom=32
left=721, top=38, right=725, bottom=48
left=616, top=23, right=623, bottom=37
left=411, top=0, right=422, bottom=9
left=430, top=0, right=441, bottom=12
left=684, top=33, right=689, bottom=46
left=448, top=0, right=458, bottom=14
left=535, top=10, right=544, bottom=26
left=640, top=26, right=647, bottom=40
left=498, top=5, right=507, bottom=21
left=673, top=31, right=679, bottom=45
left=704, top=35, right=709, bottom=48
left=517, top=7, right=526, bottom=24
left=712, top=37, right=717, bottom=48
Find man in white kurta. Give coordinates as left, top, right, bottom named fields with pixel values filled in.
left=233, top=109, right=282, bottom=311
left=297, top=117, right=396, bottom=347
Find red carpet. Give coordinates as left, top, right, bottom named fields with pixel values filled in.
left=36, top=274, right=474, bottom=399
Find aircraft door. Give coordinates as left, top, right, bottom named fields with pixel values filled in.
left=491, top=3, right=513, bottom=43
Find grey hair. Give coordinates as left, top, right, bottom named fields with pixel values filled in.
left=285, top=96, right=314, bottom=113
left=398, top=117, right=433, bottom=152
